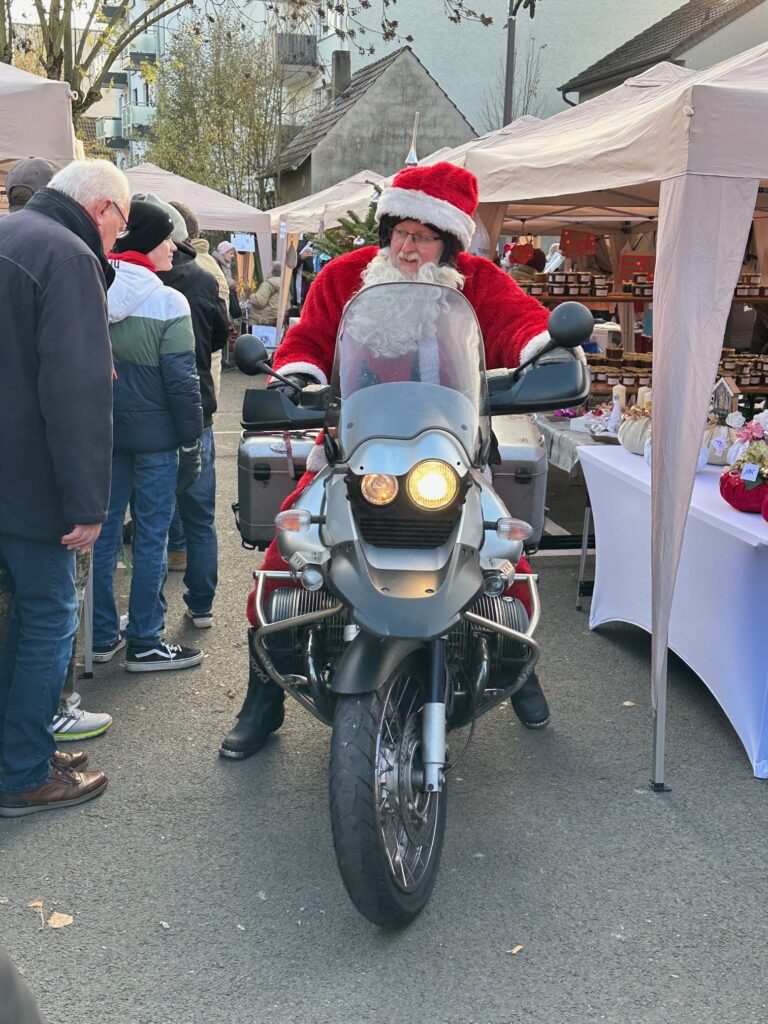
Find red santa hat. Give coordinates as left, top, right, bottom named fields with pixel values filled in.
left=376, top=162, right=478, bottom=250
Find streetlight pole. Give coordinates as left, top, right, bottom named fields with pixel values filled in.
left=503, top=0, right=516, bottom=126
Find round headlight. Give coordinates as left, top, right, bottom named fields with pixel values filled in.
left=360, top=473, right=399, bottom=506
left=406, top=460, right=459, bottom=511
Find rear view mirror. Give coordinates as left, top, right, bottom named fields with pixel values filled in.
left=548, top=302, right=595, bottom=349
left=235, top=334, right=269, bottom=376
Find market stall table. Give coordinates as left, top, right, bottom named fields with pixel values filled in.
left=578, top=444, right=768, bottom=778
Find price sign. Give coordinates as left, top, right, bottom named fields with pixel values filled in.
left=560, top=229, right=597, bottom=257
left=231, top=232, right=255, bottom=253
left=741, top=463, right=759, bottom=482
left=618, top=251, right=655, bottom=284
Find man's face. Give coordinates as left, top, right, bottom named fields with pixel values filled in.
left=86, top=197, right=130, bottom=253
left=389, top=219, right=444, bottom=277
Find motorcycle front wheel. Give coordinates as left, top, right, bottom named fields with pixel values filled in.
left=329, top=651, right=447, bottom=928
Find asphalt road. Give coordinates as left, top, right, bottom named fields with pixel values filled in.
left=2, top=368, right=767, bottom=1024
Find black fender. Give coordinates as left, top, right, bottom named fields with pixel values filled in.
left=331, top=631, right=428, bottom=696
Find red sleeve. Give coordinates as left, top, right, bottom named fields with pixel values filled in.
left=273, top=247, right=376, bottom=383
left=459, top=255, right=550, bottom=370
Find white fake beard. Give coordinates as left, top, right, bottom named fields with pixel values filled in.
left=348, top=249, right=465, bottom=358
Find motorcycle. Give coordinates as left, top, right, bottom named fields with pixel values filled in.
left=235, top=284, right=592, bottom=928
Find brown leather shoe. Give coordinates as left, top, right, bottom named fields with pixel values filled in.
left=0, top=766, right=107, bottom=817
left=52, top=749, right=88, bottom=771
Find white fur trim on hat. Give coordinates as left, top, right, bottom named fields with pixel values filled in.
left=376, top=186, right=476, bottom=249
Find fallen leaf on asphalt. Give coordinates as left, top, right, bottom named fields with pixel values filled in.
left=507, top=945, right=524, bottom=955
left=159, top=921, right=170, bottom=930
left=236, top=924, right=246, bottom=931
left=622, top=701, right=636, bottom=707
left=256, top=891, right=267, bottom=901
left=0, top=896, right=9, bottom=904
left=27, top=900, right=44, bottom=927
left=47, top=912, right=73, bottom=929
left=226, top=689, right=236, bottom=699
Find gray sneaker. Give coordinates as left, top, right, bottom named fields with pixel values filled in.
left=53, top=706, right=113, bottom=742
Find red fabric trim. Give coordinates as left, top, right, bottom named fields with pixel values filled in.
left=107, top=250, right=157, bottom=273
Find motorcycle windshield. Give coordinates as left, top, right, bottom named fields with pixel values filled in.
left=330, top=282, right=490, bottom=459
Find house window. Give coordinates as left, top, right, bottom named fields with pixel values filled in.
left=132, top=87, right=138, bottom=104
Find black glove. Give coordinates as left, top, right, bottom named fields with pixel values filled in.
left=176, top=440, right=202, bottom=496
left=267, top=372, right=314, bottom=406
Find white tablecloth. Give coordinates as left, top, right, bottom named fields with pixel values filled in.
left=579, top=445, right=768, bottom=778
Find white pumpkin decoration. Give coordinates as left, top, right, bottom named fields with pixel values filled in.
left=618, top=415, right=652, bottom=455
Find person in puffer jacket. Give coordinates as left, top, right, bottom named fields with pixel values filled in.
left=92, top=200, right=205, bottom=674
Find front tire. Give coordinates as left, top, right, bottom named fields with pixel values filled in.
left=329, top=652, right=447, bottom=928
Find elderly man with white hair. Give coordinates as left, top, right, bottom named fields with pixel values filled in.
left=0, top=159, right=129, bottom=816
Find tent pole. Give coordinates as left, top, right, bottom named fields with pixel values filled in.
left=650, top=641, right=670, bottom=792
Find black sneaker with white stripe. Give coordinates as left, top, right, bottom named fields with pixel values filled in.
left=125, top=642, right=203, bottom=673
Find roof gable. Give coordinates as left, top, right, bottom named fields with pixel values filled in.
left=560, top=0, right=767, bottom=94
left=277, top=47, right=474, bottom=172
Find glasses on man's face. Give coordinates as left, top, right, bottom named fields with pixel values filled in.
left=112, top=201, right=129, bottom=233
left=392, top=226, right=442, bottom=248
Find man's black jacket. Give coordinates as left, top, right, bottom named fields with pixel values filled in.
left=159, top=247, right=229, bottom=426
left=0, top=188, right=113, bottom=543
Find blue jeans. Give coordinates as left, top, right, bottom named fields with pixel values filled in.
left=167, top=426, right=218, bottom=615
left=0, top=534, right=78, bottom=792
left=93, top=449, right=178, bottom=653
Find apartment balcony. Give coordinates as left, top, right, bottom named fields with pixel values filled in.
left=274, top=32, right=317, bottom=71
left=102, top=69, right=129, bottom=89
left=121, top=29, right=159, bottom=69
left=95, top=117, right=128, bottom=149
left=120, top=102, right=154, bottom=139
left=100, top=1, right=131, bottom=20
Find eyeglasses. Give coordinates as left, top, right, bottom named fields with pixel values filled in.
left=392, top=227, right=442, bottom=248
left=112, top=201, right=129, bottom=231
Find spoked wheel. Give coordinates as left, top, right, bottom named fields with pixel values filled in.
left=329, top=652, right=447, bottom=928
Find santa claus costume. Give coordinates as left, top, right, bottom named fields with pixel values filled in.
left=221, top=162, right=554, bottom=760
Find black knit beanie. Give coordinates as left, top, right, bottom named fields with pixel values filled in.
left=112, top=199, right=173, bottom=254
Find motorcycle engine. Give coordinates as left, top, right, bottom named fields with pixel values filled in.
left=265, top=587, right=528, bottom=676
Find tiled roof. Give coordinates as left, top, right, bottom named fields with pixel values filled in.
left=276, top=46, right=473, bottom=172
left=560, top=0, right=766, bottom=94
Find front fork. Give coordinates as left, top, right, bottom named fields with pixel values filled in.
left=422, top=637, right=447, bottom=793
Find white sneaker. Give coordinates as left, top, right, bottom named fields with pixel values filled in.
left=184, top=608, right=213, bottom=629
left=63, top=691, right=81, bottom=711
left=53, top=706, right=113, bottom=742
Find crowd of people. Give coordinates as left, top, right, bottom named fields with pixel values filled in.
left=0, top=157, right=232, bottom=815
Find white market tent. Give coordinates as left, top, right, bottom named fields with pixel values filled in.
left=269, top=169, right=385, bottom=234
left=467, top=42, right=768, bottom=786
left=124, top=162, right=272, bottom=277
left=0, top=63, right=78, bottom=183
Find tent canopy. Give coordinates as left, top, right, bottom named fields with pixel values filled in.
left=468, top=56, right=768, bottom=209
left=466, top=43, right=768, bottom=785
left=0, top=63, right=77, bottom=183
left=269, top=170, right=384, bottom=234
left=123, top=163, right=271, bottom=235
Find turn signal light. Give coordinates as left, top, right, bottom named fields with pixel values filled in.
left=275, top=509, right=311, bottom=532
left=495, top=517, right=532, bottom=542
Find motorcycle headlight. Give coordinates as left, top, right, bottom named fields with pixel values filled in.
left=406, top=460, right=458, bottom=511
left=360, top=473, right=399, bottom=506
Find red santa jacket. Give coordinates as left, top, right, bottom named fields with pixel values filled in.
left=274, top=246, right=549, bottom=383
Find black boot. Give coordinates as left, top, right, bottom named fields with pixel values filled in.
left=510, top=671, right=550, bottom=729
left=219, top=632, right=285, bottom=759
